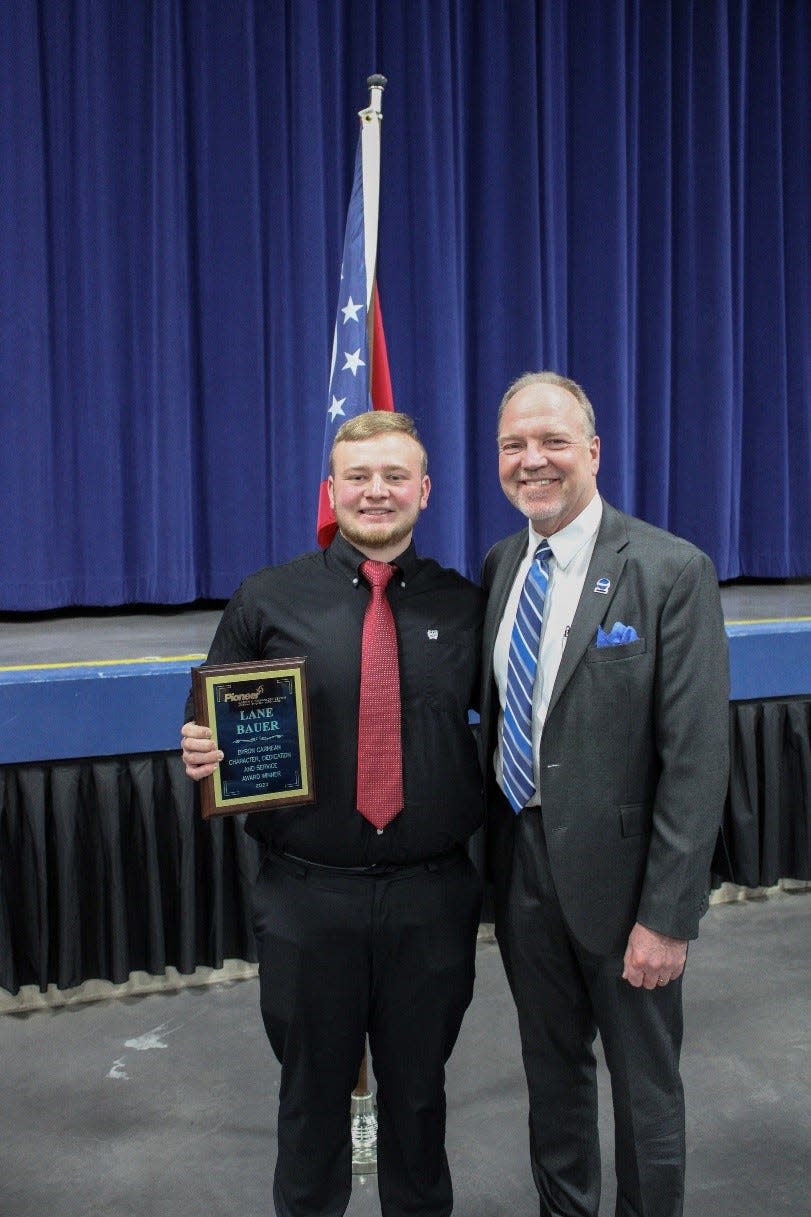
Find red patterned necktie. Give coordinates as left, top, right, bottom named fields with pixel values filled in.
left=357, top=560, right=403, bottom=829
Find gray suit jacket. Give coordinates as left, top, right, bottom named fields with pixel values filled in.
left=481, top=499, right=730, bottom=956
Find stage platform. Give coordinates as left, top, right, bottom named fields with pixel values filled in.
left=1, top=584, right=809, bottom=998
left=0, top=584, right=810, bottom=763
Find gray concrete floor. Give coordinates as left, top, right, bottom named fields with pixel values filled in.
left=1, top=892, right=809, bottom=1217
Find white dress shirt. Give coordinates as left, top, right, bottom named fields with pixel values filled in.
left=494, top=493, right=603, bottom=805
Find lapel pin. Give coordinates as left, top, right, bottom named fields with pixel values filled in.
left=594, top=577, right=611, bottom=594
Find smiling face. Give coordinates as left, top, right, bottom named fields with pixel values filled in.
left=497, top=381, right=600, bottom=535
left=328, top=432, right=431, bottom=561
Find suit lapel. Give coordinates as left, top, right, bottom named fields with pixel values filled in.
left=481, top=530, right=526, bottom=749
left=483, top=531, right=526, bottom=662
left=545, top=502, right=629, bottom=721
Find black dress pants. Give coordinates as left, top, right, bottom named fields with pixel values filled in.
left=252, top=848, right=482, bottom=1217
left=501, top=810, right=686, bottom=1217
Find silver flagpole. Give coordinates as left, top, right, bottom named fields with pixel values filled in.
left=350, top=1049, right=377, bottom=1176
left=350, top=69, right=388, bottom=1182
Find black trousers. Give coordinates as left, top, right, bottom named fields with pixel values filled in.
left=501, top=810, right=685, bottom=1217
left=252, top=847, right=482, bottom=1217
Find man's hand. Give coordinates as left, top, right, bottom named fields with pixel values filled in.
left=180, top=721, right=224, bottom=781
left=622, top=922, right=688, bottom=990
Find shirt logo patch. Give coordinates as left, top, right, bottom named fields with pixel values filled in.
left=427, top=629, right=439, bottom=640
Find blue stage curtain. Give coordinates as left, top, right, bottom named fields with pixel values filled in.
left=1, top=1, right=810, bottom=610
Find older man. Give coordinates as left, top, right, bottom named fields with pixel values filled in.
left=480, top=372, right=729, bottom=1217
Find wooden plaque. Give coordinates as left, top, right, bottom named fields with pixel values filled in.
left=192, top=658, right=315, bottom=819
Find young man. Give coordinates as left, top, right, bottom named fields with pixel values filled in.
left=182, top=412, right=484, bottom=1217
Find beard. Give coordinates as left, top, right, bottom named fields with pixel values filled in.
left=335, top=506, right=421, bottom=555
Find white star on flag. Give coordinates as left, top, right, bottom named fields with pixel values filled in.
left=341, top=296, right=362, bottom=324
left=342, top=348, right=365, bottom=376
left=328, top=396, right=346, bottom=421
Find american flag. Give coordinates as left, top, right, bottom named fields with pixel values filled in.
left=316, top=106, right=394, bottom=548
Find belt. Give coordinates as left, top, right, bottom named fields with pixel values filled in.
left=271, top=847, right=460, bottom=877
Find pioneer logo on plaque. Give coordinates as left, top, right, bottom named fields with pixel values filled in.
left=192, top=658, right=315, bottom=819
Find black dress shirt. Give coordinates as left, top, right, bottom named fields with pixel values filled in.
left=191, top=534, right=485, bottom=866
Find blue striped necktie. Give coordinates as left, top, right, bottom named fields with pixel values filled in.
left=501, top=540, right=552, bottom=813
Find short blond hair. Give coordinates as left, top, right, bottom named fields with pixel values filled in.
left=330, top=412, right=428, bottom=475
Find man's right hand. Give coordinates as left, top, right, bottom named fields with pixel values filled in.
left=180, top=721, right=224, bottom=780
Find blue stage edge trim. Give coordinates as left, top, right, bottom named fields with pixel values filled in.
left=0, top=620, right=809, bottom=764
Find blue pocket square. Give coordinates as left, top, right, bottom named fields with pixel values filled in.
left=596, top=621, right=639, bottom=647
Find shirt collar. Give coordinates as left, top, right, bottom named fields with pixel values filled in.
left=526, top=492, right=603, bottom=571
left=326, top=531, right=420, bottom=583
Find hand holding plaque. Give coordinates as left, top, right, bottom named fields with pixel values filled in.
left=191, top=658, right=315, bottom=819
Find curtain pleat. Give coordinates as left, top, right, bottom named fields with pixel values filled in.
left=723, top=699, right=811, bottom=890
